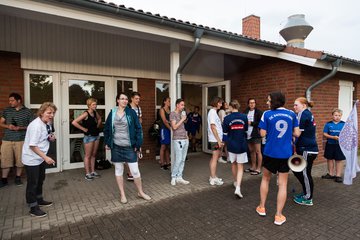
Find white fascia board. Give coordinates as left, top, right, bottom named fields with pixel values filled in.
left=2, top=0, right=279, bottom=57
left=0, top=0, right=193, bottom=41
left=277, top=52, right=360, bottom=75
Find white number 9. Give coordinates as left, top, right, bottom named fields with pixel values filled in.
left=275, top=120, right=288, bottom=138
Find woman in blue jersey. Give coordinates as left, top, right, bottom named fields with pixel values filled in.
left=159, top=97, right=171, bottom=170
left=256, top=92, right=300, bottom=226
left=223, top=100, right=248, bottom=198
left=321, top=109, right=345, bottom=183
left=292, top=97, right=318, bottom=206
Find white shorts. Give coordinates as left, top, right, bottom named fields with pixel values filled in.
left=228, top=152, right=248, bottom=164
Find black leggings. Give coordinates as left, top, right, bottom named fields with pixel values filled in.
left=293, top=152, right=317, bottom=199
left=25, top=162, right=46, bottom=207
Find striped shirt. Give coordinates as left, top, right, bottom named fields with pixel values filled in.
left=1, top=106, right=34, bottom=141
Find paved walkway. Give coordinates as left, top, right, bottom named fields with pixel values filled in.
left=0, top=153, right=359, bottom=239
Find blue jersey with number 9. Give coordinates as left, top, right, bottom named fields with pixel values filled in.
left=259, top=108, right=299, bottom=159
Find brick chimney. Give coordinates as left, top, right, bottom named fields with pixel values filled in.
left=242, top=15, right=260, bottom=39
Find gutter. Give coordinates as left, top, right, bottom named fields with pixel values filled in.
left=176, top=29, right=204, bottom=99
left=56, top=0, right=284, bottom=51
left=306, top=58, right=342, bottom=102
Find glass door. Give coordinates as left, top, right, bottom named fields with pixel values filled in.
left=61, top=74, right=111, bottom=170
left=202, top=81, right=230, bottom=153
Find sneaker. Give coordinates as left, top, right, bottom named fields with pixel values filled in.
left=234, top=187, right=243, bottom=198
left=293, top=196, right=313, bottom=206
left=334, top=176, right=343, bottom=183
left=91, top=172, right=101, bottom=178
left=160, top=165, right=169, bottom=170
left=209, top=177, right=223, bottom=186
left=293, top=193, right=304, bottom=199
left=0, top=181, right=8, bottom=189
left=274, top=214, right=286, bottom=226
left=38, top=199, right=53, bottom=207
left=233, top=182, right=237, bottom=188
left=176, top=177, right=190, bottom=185
left=127, top=173, right=134, bottom=181
left=85, top=174, right=94, bottom=181
left=218, top=158, right=227, bottom=164
left=321, top=173, right=335, bottom=179
left=30, top=206, right=47, bottom=218
left=15, top=177, right=23, bottom=186
left=256, top=206, right=266, bottom=216
left=170, top=178, right=176, bottom=186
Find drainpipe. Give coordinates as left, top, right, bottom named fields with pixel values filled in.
left=306, top=58, right=342, bottom=103
left=175, top=29, right=204, bottom=99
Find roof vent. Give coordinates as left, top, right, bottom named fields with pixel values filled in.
left=279, top=14, right=313, bottom=48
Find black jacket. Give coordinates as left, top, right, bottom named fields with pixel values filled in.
left=243, top=108, right=263, bottom=139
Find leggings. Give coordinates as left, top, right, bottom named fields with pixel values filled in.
left=114, top=162, right=140, bottom=178
left=293, top=151, right=317, bottom=199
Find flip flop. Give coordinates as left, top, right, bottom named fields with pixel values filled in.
left=251, top=170, right=261, bottom=175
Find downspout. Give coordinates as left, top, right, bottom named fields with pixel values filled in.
left=175, top=29, right=204, bottom=99
left=306, top=58, right=342, bottom=103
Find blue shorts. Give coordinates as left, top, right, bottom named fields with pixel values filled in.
left=160, top=127, right=171, bottom=145
left=111, top=144, right=137, bottom=163
left=83, top=135, right=100, bottom=144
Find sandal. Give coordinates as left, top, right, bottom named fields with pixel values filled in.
left=321, top=173, right=335, bottom=179
left=251, top=170, right=261, bottom=175
left=245, top=168, right=255, bottom=173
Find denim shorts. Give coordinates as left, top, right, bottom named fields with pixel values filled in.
left=111, top=144, right=137, bottom=163
left=83, top=135, right=100, bottom=144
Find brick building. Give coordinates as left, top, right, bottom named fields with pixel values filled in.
left=0, top=0, right=359, bottom=172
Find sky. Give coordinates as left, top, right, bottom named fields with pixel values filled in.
left=110, top=0, right=360, bottom=60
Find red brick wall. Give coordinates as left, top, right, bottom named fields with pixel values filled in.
left=225, top=55, right=359, bottom=163
left=138, top=78, right=157, bottom=161
left=0, top=51, right=24, bottom=140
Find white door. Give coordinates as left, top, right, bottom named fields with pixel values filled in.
left=338, top=80, right=354, bottom=121
left=61, top=74, right=112, bottom=170
left=202, top=81, right=231, bottom=153
left=24, top=71, right=61, bottom=173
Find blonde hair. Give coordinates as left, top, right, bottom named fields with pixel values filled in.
left=332, top=108, right=343, bottom=115
left=295, top=97, right=314, bottom=108
left=229, top=100, right=240, bottom=110
left=86, top=98, right=97, bottom=108
left=37, top=102, right=57, bottom=117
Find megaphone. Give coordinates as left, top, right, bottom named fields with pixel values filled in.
left=288, top=154, right=307, bottom=172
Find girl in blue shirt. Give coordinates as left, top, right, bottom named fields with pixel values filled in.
left=322, top=109, right=345, bottom=183
left=256, top=92, right=300, bottom=226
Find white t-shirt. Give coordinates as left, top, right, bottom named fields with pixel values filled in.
left=247, top=110, right=255, bottom=139
left=22, top=117, right=50, bottom=166
left=207, top=108, right=223, bottom=142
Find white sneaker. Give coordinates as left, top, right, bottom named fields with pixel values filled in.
left=176, top=177, right=190, bottom=185
left=233, top=182, right=237, bottom=188
left=170, top=178, right=176, bottom=186
left=209, top=177, right=223, bottom=186
left=218, top=158, right=227, bottom=164
left=234, top=187, right=243, bottom=198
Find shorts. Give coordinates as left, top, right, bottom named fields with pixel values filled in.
left=263, top=155, right=289, bottom=174
left=83, top=135, right=100, bottom=144
left=247, top=138, right=262, bottom=144
left=0, top=141, right=24, bottom=168
left=160, top=127, right=171, bottom=145
left=228, top=152, right=248, bottom=164
left=209, top=142, right=221, bottom=151
left=222, top=134, right=228, bottom=142
left=324, top=143, right=345, bottom=161
left=111, top=144, right=137, bottom=163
